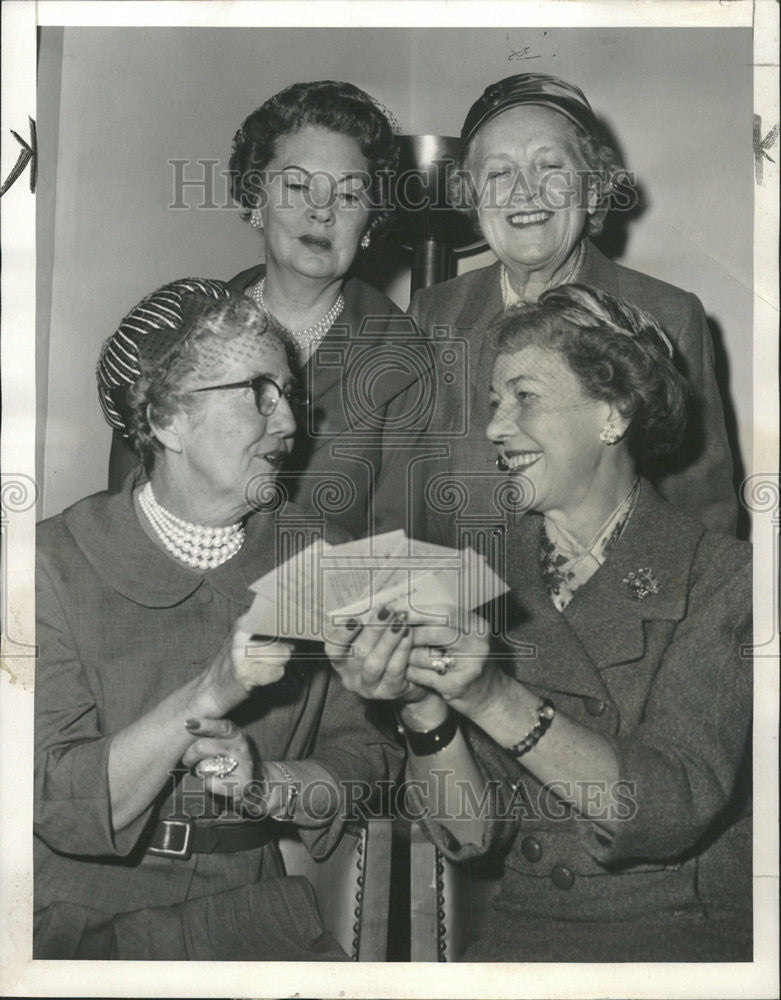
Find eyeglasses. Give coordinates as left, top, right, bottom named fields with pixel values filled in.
left=191, top=374, right=301, bottom=417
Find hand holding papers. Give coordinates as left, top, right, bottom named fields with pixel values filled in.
left=240, top=530, right=509, bottom=642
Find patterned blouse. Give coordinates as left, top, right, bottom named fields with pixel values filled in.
left=540, top=479, right=640, bottom=611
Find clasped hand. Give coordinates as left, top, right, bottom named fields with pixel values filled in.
left=200, top=625, right=293, bottom=718
left=325, top=606, right=497, bottom=717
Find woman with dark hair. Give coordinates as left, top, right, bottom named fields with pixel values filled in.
left=36, top=280, right=402, bottom=960
left=330, top=284, right=752, bottom=962
left=109, top=81, right=422, bottom=539
left=406, top=73, right=736, bottom=540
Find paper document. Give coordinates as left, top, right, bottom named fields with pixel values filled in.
left=239, top=531, right=509, bottom=642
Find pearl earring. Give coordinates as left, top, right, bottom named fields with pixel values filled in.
left=250, top=210, right=263, bottom=231
left=600, top=420, right=621, bottom=445
left=360, top=232, right=371, bottom=250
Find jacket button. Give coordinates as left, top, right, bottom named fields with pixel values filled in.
left=197, top=586, right=213, bottom=604
left=520, top=835, right=542, bottom=863
left=550, top=865, right=575, bottom=890
left=584, top=697, right=606, bottom=716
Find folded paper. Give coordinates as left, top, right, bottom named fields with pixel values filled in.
left=239, top=531, right=509, bottom=642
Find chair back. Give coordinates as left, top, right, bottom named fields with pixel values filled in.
left=410, top=822, right=502, bottom=961
left=278, top=818, right=392, bottom=961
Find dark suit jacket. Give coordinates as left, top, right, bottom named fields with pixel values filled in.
left=229, top=265, right=426, bottom=538
left=419, top=481, right=752, bottom=961
left=405, top=242, right=737, bottom=542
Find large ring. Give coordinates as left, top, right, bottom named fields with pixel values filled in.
left=196, top=754, right=239, bottom=779
left=429, top=648, right=455, bottom=675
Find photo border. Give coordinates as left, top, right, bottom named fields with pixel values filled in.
left=1, top=2, right=777, bottom=997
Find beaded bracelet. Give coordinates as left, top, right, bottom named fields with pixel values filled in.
left=508, top=698, right=556, bottom=756
left=396, top=707, right=459, bottom=757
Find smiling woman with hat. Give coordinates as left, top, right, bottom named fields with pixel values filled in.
left=34, top=279, right=402, bottom=960
left=408, top=72, right=736, bottom=541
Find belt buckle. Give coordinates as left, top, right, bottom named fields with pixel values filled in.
left=148, top=819, right=194, bottom=860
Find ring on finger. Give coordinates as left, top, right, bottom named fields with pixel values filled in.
left=195, top=754, right=239, bottom=779
left=429, top=649, right=455, bottom=675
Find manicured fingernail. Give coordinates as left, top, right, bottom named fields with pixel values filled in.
left=346, top=618, right=360, bottom=631
left=185, top=719, right=200, bottom=731
left=377, top=606, right=391, bottom=621
left=391, top=612, right=407, bottom=633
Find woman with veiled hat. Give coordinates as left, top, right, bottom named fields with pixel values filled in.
left=34, top=279, right=402, bottom=960
left=406, top=72, right=736, bottom=542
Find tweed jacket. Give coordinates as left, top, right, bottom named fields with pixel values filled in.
left=419, top=481, right=752, bottom=961
left=404, top=242, right=737, bottom=544
left=228, top=265, right=426, bottom=538
left=34, top=471, right=403, bottom=958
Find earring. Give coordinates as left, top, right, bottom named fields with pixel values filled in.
left=600, top=420, right=621, bottom=445
left=495, top=455, right=509, bottom=471
left=250, top=210, right=263, bottom=231
left=360, top=232, right=371, bottom=250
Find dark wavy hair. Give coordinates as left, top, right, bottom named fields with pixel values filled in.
left=492, top=284, right=689, bottom=463
left=229, top=80, right=399, bottom=233
left=450, top=109, right=623, bottom=239
left=127, top=293, right=282, bottom=472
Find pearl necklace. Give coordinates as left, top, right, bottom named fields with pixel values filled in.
left=138, top=482, right=245, bottom=570
left=253, top=278, right=345, bottom=351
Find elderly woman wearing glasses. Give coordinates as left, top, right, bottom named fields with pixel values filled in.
left=34, top=279, right=402, bottom=960
left=330, top=285, right=751, bottom=962
left=408, top=73, right=736, bottom=540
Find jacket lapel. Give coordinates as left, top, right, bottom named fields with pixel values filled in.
left=302, top=286, right=416, bottom=453
left=453, top=261, right=504, bottom=394
left=578, top=240, right=620, bottom=297
left=304, top=317, right=349, bottom=407
left=502, top=512, right=613, bottom=702
left=445, top=264, right=507, bottom=486
left=501, top=482, right=701, bottom=699
left=563, top=481, right=701, bottom=670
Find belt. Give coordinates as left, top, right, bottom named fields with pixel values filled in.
left=146, top=818, right=275, bottom=861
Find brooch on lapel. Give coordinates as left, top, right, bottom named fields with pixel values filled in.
left=623, top=567, right=660, bottom=601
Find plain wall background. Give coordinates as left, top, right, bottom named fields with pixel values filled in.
left=37, top=26, right=753, bottom=520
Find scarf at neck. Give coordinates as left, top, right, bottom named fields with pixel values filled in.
left=540, top=479, right=640, bottom=612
